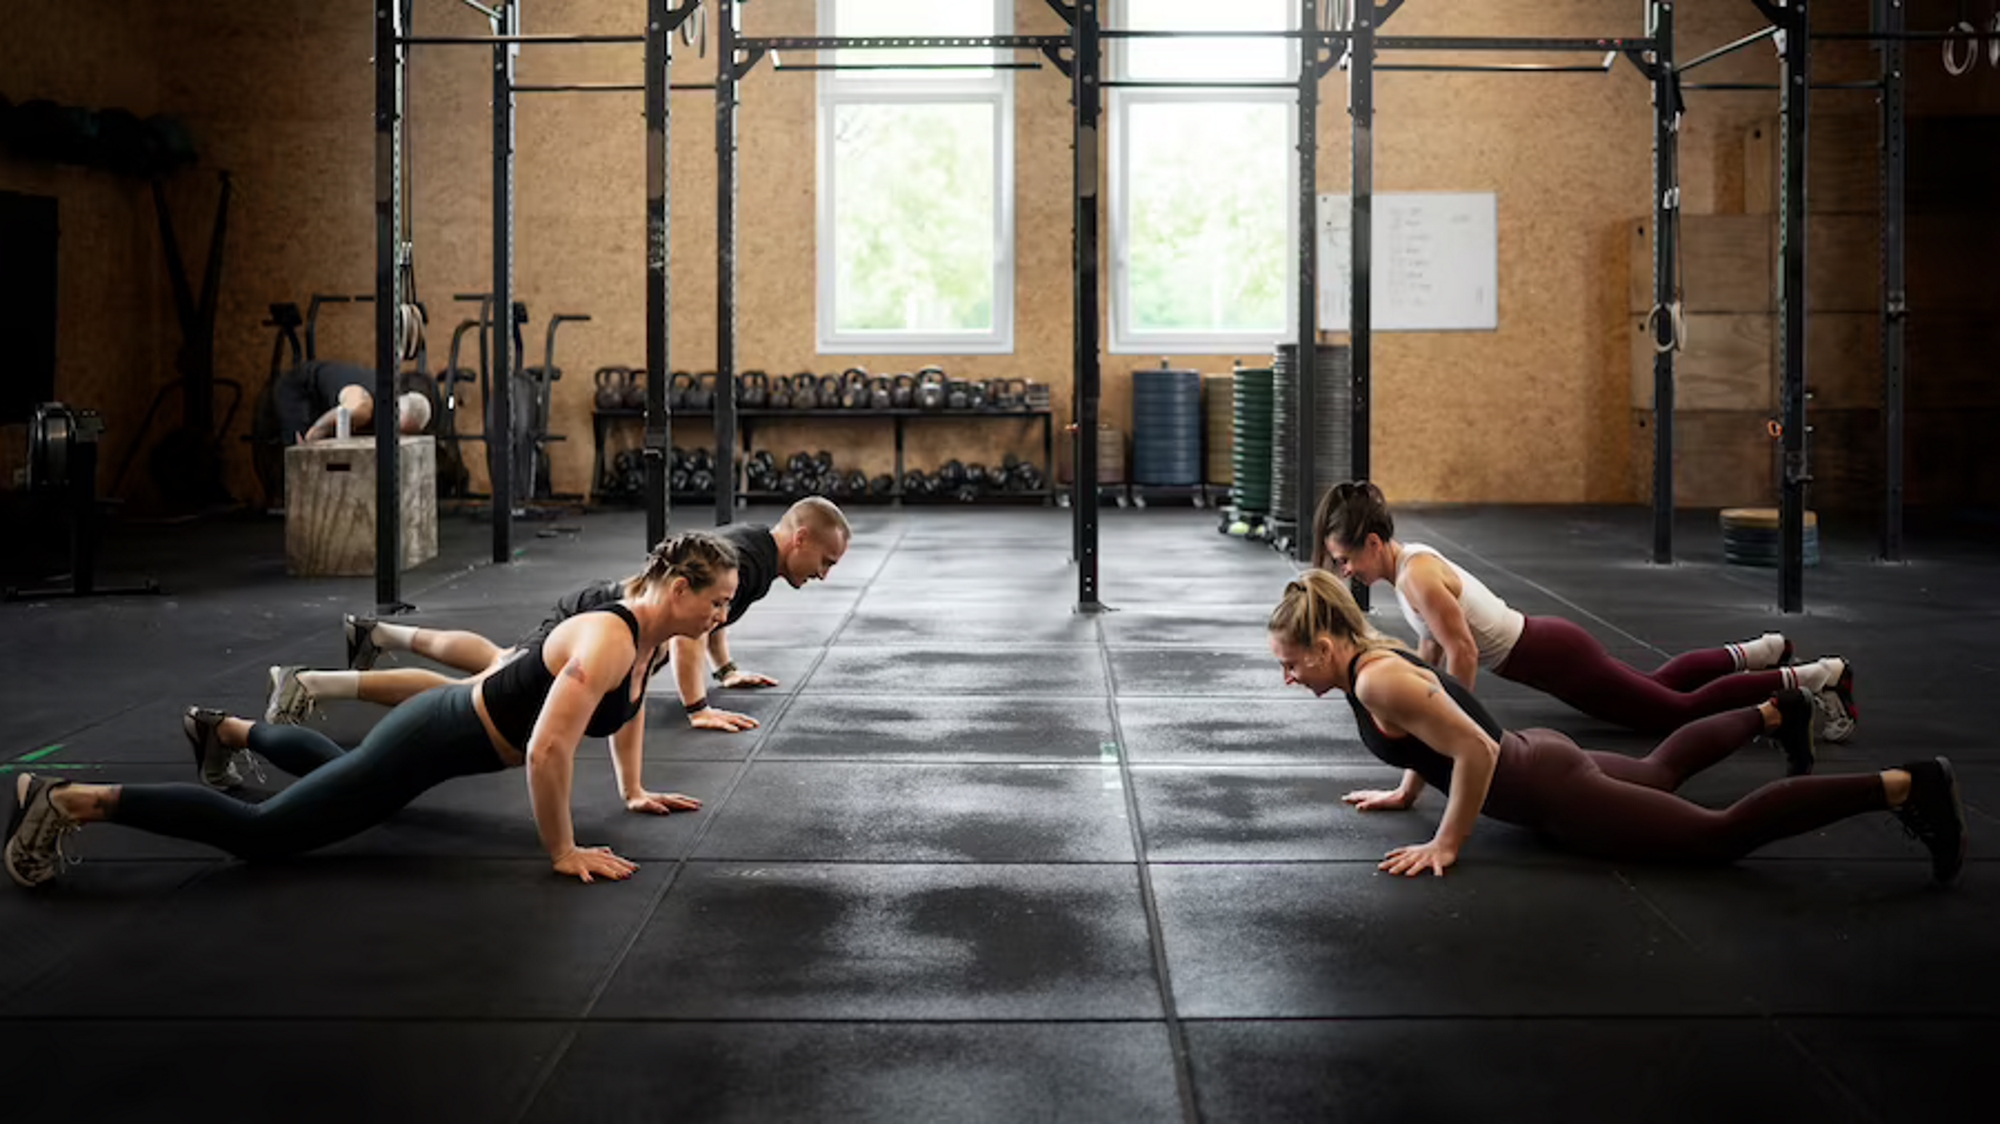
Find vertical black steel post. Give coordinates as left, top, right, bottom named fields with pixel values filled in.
left=1347, top=2, right=1373, bottom=607
left=1878, top=0, right=1906, bottom=561
left=1074, top=1, right=1102, bottom=610
left=715, top=0, right=739, bottom=526
left=1650, top=1, right=1679, bottom=564
left=490, top=0, right=517, bottom=561
left=645, top=0, right=672, bottom=548
left=1776, top=0, right=1810, bottom=612
left=1294, top=0, right=1319, bottom=560
left=374, top=0, right=404, bottom=604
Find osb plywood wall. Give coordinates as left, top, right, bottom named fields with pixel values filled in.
left=7, top=0, right=1994, bottom=511
left=0, top=1, right=164, bottom=505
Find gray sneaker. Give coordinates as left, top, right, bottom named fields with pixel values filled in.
left=344, top=614, right=382, bottom=671
left=183, top=706, right=245, bottom=789
left=5, top=774, right=80, bottom=889
left=264, top=665, right=318, bottom=726
left=1812, top=658, right=1857, bottom=744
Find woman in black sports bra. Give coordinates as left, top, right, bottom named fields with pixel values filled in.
left=1265, top=570, right=1966, bottom=885
left=3, top=533, right=741, bottom=890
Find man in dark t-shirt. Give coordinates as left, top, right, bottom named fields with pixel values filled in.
left=273, top=360, right=432, bottom=446
left=260, top=499, right=850, bottom=733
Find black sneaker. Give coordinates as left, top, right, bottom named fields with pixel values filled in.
left=183, top=706, right=242, bottom=789
left=1770, top=688, right=1816, bottom=777
left=344, top=614, right=381, bottom=671
left=1893, top=756, right=1967, bottom=886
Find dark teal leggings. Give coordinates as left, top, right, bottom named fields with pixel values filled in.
left=113, top=685, right=507, bottom=860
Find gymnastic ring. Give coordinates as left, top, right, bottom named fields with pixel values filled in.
left=398, top=303, right=425, bottom=362
left=1943, top=21, right=1978, bottom=76
left=1988, top=13, right=2000, bottom=68
left=1765, top=419, right=1784, bottom=440
left=1642, top=301, right=1686, bottom=354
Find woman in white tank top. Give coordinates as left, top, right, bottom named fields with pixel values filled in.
left=1310, top=483, right=1859, bottom=739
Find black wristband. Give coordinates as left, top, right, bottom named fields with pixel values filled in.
left=684, top=697, right=710, bottom=715
left=712, top=660, right=738, bottom=682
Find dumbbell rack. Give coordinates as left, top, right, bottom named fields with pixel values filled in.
left=591, top=405, right=1057, bottom=507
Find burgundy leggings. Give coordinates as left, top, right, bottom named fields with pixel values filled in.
left=1480, top=709, right=1886, bottom=864
left=1496, top=615, right=1789, bottom=734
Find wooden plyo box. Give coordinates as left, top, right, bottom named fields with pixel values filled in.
left=284, top=436, right=437, bottom=577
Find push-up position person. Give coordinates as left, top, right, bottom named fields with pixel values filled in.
left=1266, top=570, right=1963, bottom=883
left=4, top=533, right=740, bottom=889
left=260, top=498, right=849, bottom=741
left=275, top=359, right=432, bottom=446
left=1313, top=481, right=1859, bottom=739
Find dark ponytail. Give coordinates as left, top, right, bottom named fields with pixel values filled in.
left=1310, top=481, right=1394, bottom=569
left=622, top=531, right=739, bottom=598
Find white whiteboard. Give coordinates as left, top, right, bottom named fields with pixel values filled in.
left=1317, top=192, right=1498, bottom=332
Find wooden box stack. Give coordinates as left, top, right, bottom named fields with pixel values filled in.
left=1629, top=113, right=1883, bottom=509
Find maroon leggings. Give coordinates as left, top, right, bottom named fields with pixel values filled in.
left=1480, top=709, right=1886, bottom=864
left=1496, top=615, right=1789, bottom=734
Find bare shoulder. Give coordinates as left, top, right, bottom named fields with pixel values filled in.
left=545, top=609, right=639, bottom=678
left=1353, top=650, right=1434, bottom=708
left=1399, top=551, right=1463, bottom=602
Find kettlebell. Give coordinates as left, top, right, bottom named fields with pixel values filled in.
left=841, top=367, right=871, bottom=410
left=687, top=372, right=716, bottom=412
left=869, top=376, right=893, bottom=411
left=594, top=367, right=626, bottom=411
left=966, top=381, right=988, bottom=410
left=915, top=366, right=946, bottom=410
left=669, top=371, right=693, bottom=411
left=902, top=469, right=929, bottom=496
left=891, top=373, right=916, bottom=409
left=769, top=374, right=795, bottom=410
left=870, top=473, right=895, bottom=497
left=739, top=370, right=768, bottom=409
left=1001, top=377, right=1028, bottom=411
left=946, top=380, right=970, bottom=411
left=621, top=368, right=645, bottom=410
left=791, top=371, right=820, bottom=409
left=817, top=374, right=843, bottom=409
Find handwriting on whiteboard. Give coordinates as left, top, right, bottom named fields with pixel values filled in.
left=1317, top=192, right=1498, bottom=332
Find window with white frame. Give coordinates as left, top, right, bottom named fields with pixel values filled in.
left=817, top=0, right=1015, bottom=355
left=1110, top=0, right=1298, bottom=353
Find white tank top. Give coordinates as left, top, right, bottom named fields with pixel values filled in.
left=1392, top=542, right=1526, bottom=670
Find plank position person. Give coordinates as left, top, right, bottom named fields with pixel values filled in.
left=1312, top=481, right=1859, bottom=739
left=1265, top=569, right=1964, bottom=884
left=250, top=498, right=850, bottom=757
left=275, top=359, right=432, bottom=446
left=3, top=533, right=741, bottom=890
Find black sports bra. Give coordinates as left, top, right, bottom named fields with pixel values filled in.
left=1342, top=648, right=1506, bottom=792
left=482, top=604, right=663, bottom=751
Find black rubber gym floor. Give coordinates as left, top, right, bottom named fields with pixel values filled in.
left=0, top=503, right=1991, bottom=1123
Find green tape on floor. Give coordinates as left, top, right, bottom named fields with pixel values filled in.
left=14, top=744, right=64, bottom=764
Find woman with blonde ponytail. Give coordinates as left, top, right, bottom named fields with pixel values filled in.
left=1312, top=481, right=1859, bottom=740
left=1267, top=571, right=1966, bottom=885
left=5, top=532, right=742, bottom=891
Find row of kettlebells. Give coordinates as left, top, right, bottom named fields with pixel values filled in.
left=593, top=365, right=1044, bottom=413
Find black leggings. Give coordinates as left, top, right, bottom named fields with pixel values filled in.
left=1481, top=709, right=1887, bottom=864
left=113, top=685, right=507, bottom=861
